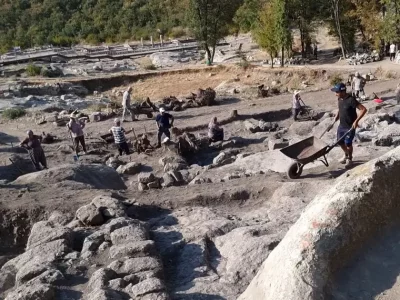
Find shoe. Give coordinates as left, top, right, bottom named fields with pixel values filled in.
left=338, top=155, right=348, bottom=164
left=345, top=159, right=353, bottom=169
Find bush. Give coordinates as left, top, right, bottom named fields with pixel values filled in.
left=143, top=63, right=157, bottom=70
left=169, top=27, right=187, bottom=38
left=237, top=60, right=252, bottom=70
left=330, top=74, right=343, bottom=86
left=2, top=108, right=26, bottom=119
left=26, top=64, right=41, bottom=76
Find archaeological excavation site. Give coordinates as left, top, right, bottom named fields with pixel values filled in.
left=2, top=34, right=400, bottom=300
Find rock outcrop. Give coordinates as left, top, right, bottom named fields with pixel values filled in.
left=239, top=147, right=400, bottom=300
left=14, top=164, right=127, bottom=190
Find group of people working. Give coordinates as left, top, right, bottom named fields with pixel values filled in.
left=21, top=75, right=367, bottom=173
left=292, top=75, right=367, bottom=168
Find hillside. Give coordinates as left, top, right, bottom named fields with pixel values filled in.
left=0, top=0, right=190, bottom=52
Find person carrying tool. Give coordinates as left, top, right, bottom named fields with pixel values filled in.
left=156, top=108, right=174, bottom=148
left=327, top=83, right=367, bottom=168
left=67, top=112, right=87, bottom=155
left=351, top=72, right=366, bottom=100
left=122, top=86, right=136, bottom=122
left=292, top=90, right=304, bottom=121
left=19, top=130, right=48, bottom=171
left=110, top=118, right=133, bottom=156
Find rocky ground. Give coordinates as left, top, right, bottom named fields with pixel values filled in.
left=1, top=49, right=400, bottom=300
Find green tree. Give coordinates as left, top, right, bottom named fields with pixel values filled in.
left=234, top=0, right=265, bottom=32
left=188, top=0, right=242, bottom=64
left=253, top=2, right=279, bottom=67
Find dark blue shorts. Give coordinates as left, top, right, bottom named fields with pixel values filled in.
left=337, top=126, right=355, bottom=146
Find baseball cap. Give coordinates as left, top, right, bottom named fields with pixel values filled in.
left=330, top=83, right=346, bottom=93
left=159, top=107, right=165, bottom=113
left=114, top=118, right=120, bottom=123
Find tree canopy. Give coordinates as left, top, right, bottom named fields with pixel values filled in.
left=0, top=0, right=400, bottom=59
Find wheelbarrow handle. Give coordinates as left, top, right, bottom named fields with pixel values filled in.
left=326, top=128, right=355, bottom=154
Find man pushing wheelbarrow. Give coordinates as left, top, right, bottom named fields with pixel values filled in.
left=281, top=83, right=367, bottom=179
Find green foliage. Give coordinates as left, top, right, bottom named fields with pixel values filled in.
left=253, top=0, right=291, bottom=67
left=330, top=73, right=343, bottom=86
left=0, top=0, right=190, bottom=50
left=2, top=108, right=26, bottom=120
left=188, top=0, right=242, bottom=64
left=144, top=63, right=157, bottom=70
left=234, top=0, right=265, bottom=32
left=26, top=64, right=41, bottom=76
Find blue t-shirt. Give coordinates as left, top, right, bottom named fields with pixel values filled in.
left=156, top=113, right=173, bottom=128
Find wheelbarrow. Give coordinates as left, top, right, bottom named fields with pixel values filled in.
left=280, top=129, right=353, bottom=179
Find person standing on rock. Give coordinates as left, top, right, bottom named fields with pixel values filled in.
left=67, top=112, right=87, bottom=156
left=328, top=83, right=367, bottom=168
left=19, top=130, right=48, bottom=171
left=351, top=72, right=366, bottom=100
left=156, top=108, right=174, bottom=148
left=122, top=86, right=135, bottom=122
left=110, top=118, right=132, bottom=156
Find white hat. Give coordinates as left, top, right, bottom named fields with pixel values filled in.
left=70, top=112, right=77, bottom=119
left=159, top=107, right=165, bottom=113
left=114, top=118, right=120, bottom=123
left=355, top=71, right=360, bottom=76
left=294, top=90, right=300, bottom=95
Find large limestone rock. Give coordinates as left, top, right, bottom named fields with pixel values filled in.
left=108, top=257, right=162, bottom=275
left=373, top=123, right=400, bottom=146
left=130, top=278, right=165, bottom=297
left=289, top=121, right=318, bottom=136
left=239, top=147, right=400, bottom=300
left=116, top=162, right=142, bottom=175
left=76, top=204, right=104, bottom=226
left=5, top=283, right=55, bottom=300
left=91, top=195, right=126, bottom=218
left=14, top=164, right=127, bottom=190
left=26, top=221, right=73, bottom=249
left=110, top=224, right=148, bottom=245
left=2, top=239, right=71, bottom=272
left=215, top=225, right=282, bottom=286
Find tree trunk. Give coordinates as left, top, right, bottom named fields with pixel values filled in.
left=211, top=44, right=216, bottom=64
left=281, top=46, right=285, bottom=67
left=333, top=0, right=346, bottom=58
left=270, top=54, right=274, bottom=69
left=299, top=20, right=305, bottom=58
left=205, top=44, right=212, bottom=66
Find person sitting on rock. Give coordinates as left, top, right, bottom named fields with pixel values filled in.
left=20, top=130, right=48, bottom=171
left=292, top=90, right=303, bottom=121
left=208, top=117, right=224, bottom=143
left=156, top=108, right=174, bottom=148
left=67, top=112, right=87, bottom=156
left=110, top=118, right=132, bottom=156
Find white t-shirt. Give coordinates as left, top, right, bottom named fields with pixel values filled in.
left=292, top=95, right=301, bottom=109
left=390, top=44, right=396, bottom=53
left=122, top=91, right=131, bottom=107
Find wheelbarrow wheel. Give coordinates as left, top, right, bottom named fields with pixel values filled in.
left=287, top=163, right=303, bottom=179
